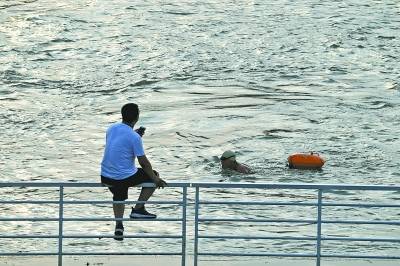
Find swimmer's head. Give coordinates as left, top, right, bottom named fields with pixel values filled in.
left=220, top=150, right=236, bottom=161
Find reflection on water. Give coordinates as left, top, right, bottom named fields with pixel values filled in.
left=0, top=0, right=399, bottom=258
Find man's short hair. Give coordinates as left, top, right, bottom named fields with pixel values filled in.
left=121, top=103, right=139, bottom=123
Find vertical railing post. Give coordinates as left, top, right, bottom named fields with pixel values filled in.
left=316, top=189, right=323, bottom=266
left=181, top=186, right=187, bottom=266
left=58, top=186, right=64, bottom=266
left=194, top=186, right=200, bottom=266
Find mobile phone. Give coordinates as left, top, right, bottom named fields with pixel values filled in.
left=136, top=126, right=146, bottom=137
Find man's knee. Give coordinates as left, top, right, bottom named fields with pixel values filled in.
left=113, top=194, right=127, bottom=201
left=110, top=187, right=128, bottom=201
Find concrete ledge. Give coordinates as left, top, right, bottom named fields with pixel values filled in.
left=1, top=256, right=400, bottom=266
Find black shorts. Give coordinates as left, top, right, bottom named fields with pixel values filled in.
left=101, top=168, right=157, bottom=201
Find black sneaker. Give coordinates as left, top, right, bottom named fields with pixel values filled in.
left=114, top=223, right=124, bottom=241
left=130, top=207, right=157, bottom=219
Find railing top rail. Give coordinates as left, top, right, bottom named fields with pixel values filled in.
left=0, top=181, right=399, bottom=190
left=0, top=182, right=185, bottom=188
left=191, top=182, right=400, bottom=190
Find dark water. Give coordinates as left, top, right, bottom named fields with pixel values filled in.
left=0, top=0, right=399, bottom=258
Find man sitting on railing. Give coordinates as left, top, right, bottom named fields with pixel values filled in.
left=100, top=103, right=167, bottom=241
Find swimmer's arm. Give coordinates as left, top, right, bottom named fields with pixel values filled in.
left=237, top=163, right=253, bottom=174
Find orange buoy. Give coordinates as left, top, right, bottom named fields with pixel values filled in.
left=287, top=152, right=325, bottom=169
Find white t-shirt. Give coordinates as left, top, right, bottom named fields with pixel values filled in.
left=101, top=123, right=145, bottom=180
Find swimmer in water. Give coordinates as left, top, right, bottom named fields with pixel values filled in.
left=220, top=150, right=252, bottom=174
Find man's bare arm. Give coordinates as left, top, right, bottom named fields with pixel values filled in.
left=137, top=155, right=167, bottom=188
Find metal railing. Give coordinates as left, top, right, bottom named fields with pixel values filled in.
left=0, top=182, right=399, bottom=266
left=193, top=183, right=400, bottom=266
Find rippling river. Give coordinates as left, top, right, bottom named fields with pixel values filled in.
left=0, top=0, right=399, bottom=260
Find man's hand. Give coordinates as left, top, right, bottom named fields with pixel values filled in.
left=135, top=127, right=146, bottom=137
left=153, top=175, right=167, bottom=188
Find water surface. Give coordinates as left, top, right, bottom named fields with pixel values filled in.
left=0, top=0, right=399, bottom=258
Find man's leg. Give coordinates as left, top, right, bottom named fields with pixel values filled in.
left=130, top=186, right=157, bottom=218
left=113, top=202, right=125, bottom=241
left=110, top=186, right=127, bottom=221
left=113, top=203, right=125, bottom=220
left=129, top=169, right=158, bottom=218
left=134, top=187, right=156, bottom=210
left=110, top=186, right=127, bottom=241
left=130, top=169, right=158, bottom=210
